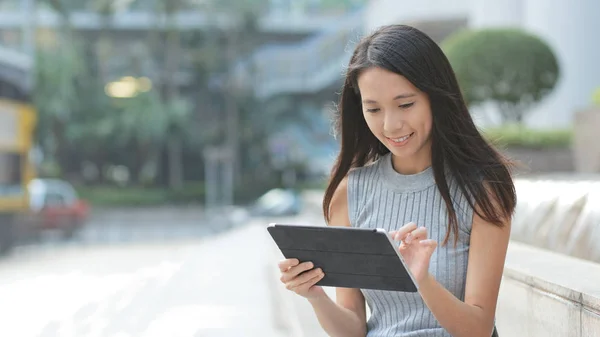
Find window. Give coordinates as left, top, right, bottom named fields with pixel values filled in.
left=0, top=153, right=22, bottom=196
left=44, top=192, right=66, bottom=208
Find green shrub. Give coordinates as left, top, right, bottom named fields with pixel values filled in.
left=482, top=126, right=572, bottom=149
left=76, top=186, right=169, bottom=206
left=76, top=182, right=205, bottom=207
left=592, top=87, right=600, bottom=107
left=442, top=28, right=559, bottom=124
left=168, top=182, right=205, bottom=203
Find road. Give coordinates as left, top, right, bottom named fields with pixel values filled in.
left=13, top=207, right=244, bottom=255
left=0, top=217, right=292, bottom=337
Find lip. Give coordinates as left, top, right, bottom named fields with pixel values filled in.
left=386, top=133, right=413, bottom=140
left=386, top=132, right=414, bottom=147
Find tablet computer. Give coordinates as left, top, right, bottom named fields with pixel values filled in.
left=267, top=223, right=418, bottom=292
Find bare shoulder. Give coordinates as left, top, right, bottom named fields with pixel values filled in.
left=328, top=176, right=351, bottom=228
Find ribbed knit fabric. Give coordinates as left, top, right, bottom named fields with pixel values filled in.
left=347, top=153, right=474, bottom=336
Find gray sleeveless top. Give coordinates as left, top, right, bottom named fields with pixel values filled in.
left=347, top=153, right=474, bottom=337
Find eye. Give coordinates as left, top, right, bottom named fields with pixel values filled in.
left=366, top=108, right=380, bottom=113
left=399, top=102, right=415, bottom=109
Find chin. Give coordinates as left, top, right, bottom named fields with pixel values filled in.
left=389, top=148, right=418, bottom=158
left=383, top=139, right=426, bottom=159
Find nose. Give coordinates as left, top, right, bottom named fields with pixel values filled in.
left=383, top=110, right=404, bottom=135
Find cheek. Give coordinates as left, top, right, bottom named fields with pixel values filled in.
left=424, top=115, right=433, bottom=135
left=363, top=113, right=380, bottom=134
left=416, top=107, right=433, bottom=135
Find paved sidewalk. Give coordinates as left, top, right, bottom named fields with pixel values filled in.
left=0, top=222, right=289, bottom=337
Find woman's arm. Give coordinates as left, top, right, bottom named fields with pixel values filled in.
left=308, top=288, right=367, bottom=337
left=309, top=177, right=367, bottom=337
left=418, top=204, right=510, bottom=337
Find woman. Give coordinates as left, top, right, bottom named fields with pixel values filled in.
left=277, top=24, right=515, bottom=337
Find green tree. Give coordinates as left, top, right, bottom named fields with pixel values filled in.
left=35, top=0, right=88, bottom=175
left=186, top=1, right=266, bottom=194
left=442, top=28, right=560, bottom=124
left=154, top=0, right=188, bottom=189
left=34, top=0, right=278, bottom=196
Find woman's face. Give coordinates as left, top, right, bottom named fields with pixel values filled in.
left=357, top=67, right=433, bottom=172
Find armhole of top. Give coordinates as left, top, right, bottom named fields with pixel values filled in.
left=346, top=169, right=358, bottom=228
left=450, top=177, right=475, bottom=236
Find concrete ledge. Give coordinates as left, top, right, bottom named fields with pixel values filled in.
left=497, top=241, right=600, bottom=337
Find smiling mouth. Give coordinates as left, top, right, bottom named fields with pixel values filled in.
left=387, top=132, right=414, bottom=143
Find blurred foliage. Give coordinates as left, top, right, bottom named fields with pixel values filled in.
left=300, top=0, right=366, bottom=12
left=32, top=0, right=290, bottom=198
left=295, top=179, right=328, bottom=191
left=482, top=125, right=572, bottom=149
left=38, top=0, right=269, bottom=13
left=77, top=176, right=283, bottom=207
left=442, top=28, right=560, bottom=124
left=76, top=182, right=205, bottom=207
left=27, top=0, right=332, bottom=207
left=592, top=87, right=600, bottom=107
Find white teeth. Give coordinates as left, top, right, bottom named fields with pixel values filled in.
left=392, top=134, right=411, bottom=142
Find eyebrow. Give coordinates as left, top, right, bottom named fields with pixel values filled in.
left=362, top=93, right=417, bottom=104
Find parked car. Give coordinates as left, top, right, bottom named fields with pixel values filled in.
left=22, top=179, right=90, bottom=239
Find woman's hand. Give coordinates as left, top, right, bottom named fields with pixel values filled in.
left=278, top=258, right=326, bottom=299
left=390, top=222, right=438, bottom=285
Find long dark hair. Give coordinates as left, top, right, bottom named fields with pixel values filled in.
left=323, top=25, right=517, bottom=246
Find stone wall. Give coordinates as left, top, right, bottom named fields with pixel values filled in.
left=573, top=108, right=600, bottom=173
left=497, top=242, right=600, bottom=337
left=511, top=177, right=600, bottom=264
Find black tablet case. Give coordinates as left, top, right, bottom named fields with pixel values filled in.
left=268, top=224, right=418, bottom=292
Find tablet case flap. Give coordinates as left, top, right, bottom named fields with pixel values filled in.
left=268, top=224, right=417, bottom=292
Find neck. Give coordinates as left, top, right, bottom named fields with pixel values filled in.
left=391, top=149, right=432, bottom=175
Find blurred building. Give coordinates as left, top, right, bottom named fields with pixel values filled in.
left=365, top=0, right=600, bottom=128
left=238, top=0, right=599, bottom=129
left=0, top=44, right=31, bottom=99
left=0, top=0, right=365, bottom=179
left=0, top=0, right=362, bottom=88
left=3, top=0, right=593, bottom=178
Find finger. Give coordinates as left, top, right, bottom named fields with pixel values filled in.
left=420, top=239, right=437, bottom=247
left=280, top=261, right=314, bottom=283
left=278, top=258, right=299, bottom=272
left=392, top=222, right=418, bottom=241
left=289, top=261, right=315, bottom=275
left=419, top=239, right=438, bottom=254
left=294, top=273, right=325, bottom=294
left=287, top=268, right=323, bottom=289
left=399, top=241, right=409, bottom=250
left=291, top=270, right=325, bottom=292
left=406, top=226, right=428, bottom=243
